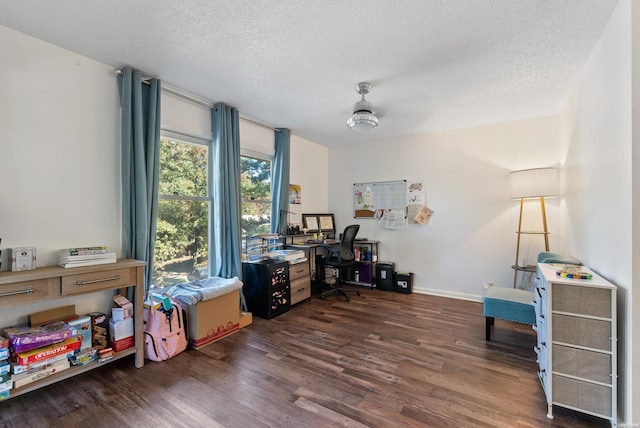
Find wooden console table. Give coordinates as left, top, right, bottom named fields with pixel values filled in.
left=0, top=258, right=145, bottom=399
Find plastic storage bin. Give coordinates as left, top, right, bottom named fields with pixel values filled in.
left=395, top=272, right=414, bottom=294
left=376, top=262, right=395, bottom=291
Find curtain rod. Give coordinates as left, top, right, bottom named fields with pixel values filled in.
left=168, top=84, right=284, bottom=133
left=168, top=83, right=282, bottom=133
left=115, top=69, right=282, bottom=133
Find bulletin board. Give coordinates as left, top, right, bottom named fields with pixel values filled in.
left=353, top=180, right=407, bottom=218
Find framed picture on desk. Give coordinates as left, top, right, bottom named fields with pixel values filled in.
left=318, top=214, right=335, bottom=234
left=302, top=214, right=319, bottom=232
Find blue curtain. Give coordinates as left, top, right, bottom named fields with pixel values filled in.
left=118, top=67, right=161, bottom=291
left=270, top=128, right=291, bottom=235
left=211, top=103, right=242, bottom=279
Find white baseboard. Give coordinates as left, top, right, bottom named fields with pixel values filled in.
left=412, top=286, right=483, bottom=303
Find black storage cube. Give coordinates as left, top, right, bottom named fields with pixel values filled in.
left=376, top=262, right=395, bottom=291
left=395, top=272, right=414, bottom=293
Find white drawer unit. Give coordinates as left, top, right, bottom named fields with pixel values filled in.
left=536, top=263, right=617, bottom=426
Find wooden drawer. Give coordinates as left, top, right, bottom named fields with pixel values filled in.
left=290, top=277, right=311, bottom=305
left=61, top=267, right=133, bottom=295
left=289, top=262, right=310, bottom=281
left=0, top=278, right=58, bottom=307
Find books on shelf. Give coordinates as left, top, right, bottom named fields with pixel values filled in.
left=59, top=246, right=109, bottom=256
left=58, top=246, right=116, bottom=268
left=58, top=252, right=115, bottom=262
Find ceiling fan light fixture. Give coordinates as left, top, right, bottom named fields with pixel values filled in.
left=347, top=82, right=379, bottom=131
left=347, top=111, right=379, bottom=131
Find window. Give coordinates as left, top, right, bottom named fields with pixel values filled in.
left=152, top=136, right=210, bottom=288
left=241, top=154, right=272, bottom=238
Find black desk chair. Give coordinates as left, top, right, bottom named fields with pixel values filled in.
left=319, top=224, right=360, bottom=302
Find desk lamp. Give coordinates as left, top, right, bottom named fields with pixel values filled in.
left=510, top=167, right=559, bottom=287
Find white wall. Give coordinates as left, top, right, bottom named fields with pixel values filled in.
left=0, top=26, right=121, bottom=325
left=290, top=134, right=329, bottom=214
left=328, top=116, right=562, bottom=300
left=562, top=0, right=636, bottom=422
left=632, top=0, right=640, bottom=419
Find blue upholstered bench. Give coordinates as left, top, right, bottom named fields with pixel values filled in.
left=483, top=286, right=535, bottom=341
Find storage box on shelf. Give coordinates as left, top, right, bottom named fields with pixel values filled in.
left=535, top=263, right=617, bottom=425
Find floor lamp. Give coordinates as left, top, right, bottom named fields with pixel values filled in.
left=510, top=167, right=559, bottom=288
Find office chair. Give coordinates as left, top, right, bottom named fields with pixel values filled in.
left=319, top=224, right=360, bottom=302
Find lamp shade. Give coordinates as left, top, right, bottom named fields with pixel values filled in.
left=510, top=167, right=558, bottom=199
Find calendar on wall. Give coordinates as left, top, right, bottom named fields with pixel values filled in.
left=353, top=180, right=431, bottom=230
left=353, top=180, right=407, bottom=217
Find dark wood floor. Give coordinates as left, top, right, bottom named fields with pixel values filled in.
left=0, top=290, right=610, bottom=427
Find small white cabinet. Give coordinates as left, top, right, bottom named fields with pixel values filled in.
left=535, top=263, right=617, bottom=426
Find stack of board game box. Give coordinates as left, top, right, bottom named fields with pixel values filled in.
left=0, top=336, right=10, bottom=400
left=2, top=322, right=82, bottom=391
left=0, top=295, right=136, bottom=399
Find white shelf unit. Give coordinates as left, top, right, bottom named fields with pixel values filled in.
left=535, top=263, right=617, bottom=426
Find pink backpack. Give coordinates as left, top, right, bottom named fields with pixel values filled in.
left=143, top=293, right=188, bottom=361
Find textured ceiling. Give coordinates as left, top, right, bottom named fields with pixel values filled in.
left=0, top=1, right=618, bottom=147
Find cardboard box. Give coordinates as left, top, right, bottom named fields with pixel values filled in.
left=109, top=318, right=134, bottom=353
left=112, top=294, right=133, bottom=318
left=109, top=318, right=134, bottom=340
left=111, top=336, right=134, bottom=353
left=87, top=312, right=108, bottom=350
left=239, top=311, right=252, bottom=329
left=28, top=305, right=76, bottom=326
left=13, top=358, right=70, bottom=389
left=184, top=289, right=240, bottom=350
left=67, top=316, right=92, bottom=352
